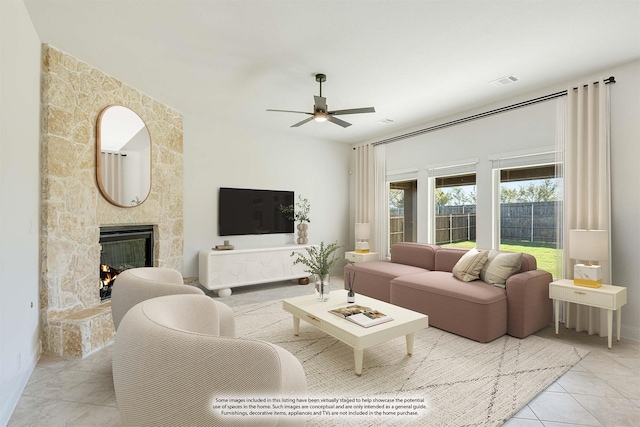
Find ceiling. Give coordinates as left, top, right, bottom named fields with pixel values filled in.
left=23, top=0, right=640, bottom=144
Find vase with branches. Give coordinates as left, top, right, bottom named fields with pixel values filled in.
left=280, top=195, right=311, bottom=244
left=291, top=242, right=343, bottom=301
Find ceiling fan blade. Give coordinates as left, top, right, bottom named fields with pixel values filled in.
left=266, top=109, right=312, bottom=115
left=327, top=116, right=352, bottom=128
left=314, top=96, right=327, bottom=112
left=329, top=107, right=375, bottom=116
left=291, top=117, right=314, bottom=128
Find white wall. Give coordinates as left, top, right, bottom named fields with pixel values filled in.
left=0, top=0, right=42, bottom=423
left=354, top=59, right=640, bottom=340
left=609, top=60, right=640, bottom=341
left=183, top=116, right=352, bottom=278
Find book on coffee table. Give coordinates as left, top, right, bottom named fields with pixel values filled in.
left=329, top=304, right=393, bottom=328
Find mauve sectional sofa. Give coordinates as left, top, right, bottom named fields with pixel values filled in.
left=344, top=242, right=553, bottom=343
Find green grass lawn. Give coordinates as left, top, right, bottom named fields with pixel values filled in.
left=441, top=240, right=561, bottom=278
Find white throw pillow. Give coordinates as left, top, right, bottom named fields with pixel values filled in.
left=452, top=248, right=489, bottom=282
left=480, top=250, right=523, bottom=289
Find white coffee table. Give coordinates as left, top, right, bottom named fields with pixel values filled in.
left=282, top=290, right=429, bottom=376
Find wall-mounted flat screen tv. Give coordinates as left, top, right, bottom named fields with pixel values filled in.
left=219, top=187, right=294, bottom=236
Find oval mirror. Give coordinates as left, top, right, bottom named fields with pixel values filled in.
left=96, top=105, right=151, bottom=207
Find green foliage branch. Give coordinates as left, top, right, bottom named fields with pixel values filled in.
left=280, top=195, right=311, bottom=223
left=500, top=179, right=559, bottom=203
left=291, top=241, right=344, bottom=278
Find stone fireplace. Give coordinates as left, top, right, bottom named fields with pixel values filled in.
left=40, top=45, right=184, bottom=357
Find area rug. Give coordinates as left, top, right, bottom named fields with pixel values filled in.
left=233, top=299, right=589, bottom=427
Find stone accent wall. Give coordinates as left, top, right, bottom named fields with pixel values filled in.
left=40, top=45, right=184, bottom=357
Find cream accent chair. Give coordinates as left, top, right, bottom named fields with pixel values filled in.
left=113, top=294, right=307, bottom=427
left=110, top=267, right=209, bottom=331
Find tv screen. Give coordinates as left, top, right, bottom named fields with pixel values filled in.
left=219, top=187, right=294, bottom=236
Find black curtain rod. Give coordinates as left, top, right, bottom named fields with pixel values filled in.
left=371, top=76, right=616, bottom=147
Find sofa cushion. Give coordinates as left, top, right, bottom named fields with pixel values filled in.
left=452, top=248, right=489, bottom=282
left=434, top=247, right=468, bottom=272
left=390, top=242, right=439, bottom=270
left=480, top=250, right=523, bottom=289
left=344, top=261, right=428, bottom=302
left=391, top=271, right=507, bottom=304
left=348, top=260, right=428, bottom=280
left=390, top=271, right=507, bottom=343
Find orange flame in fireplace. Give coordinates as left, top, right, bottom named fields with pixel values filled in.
left=100, top=264, right=122, bottom=299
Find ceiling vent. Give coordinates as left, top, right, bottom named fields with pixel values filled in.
left=490, top=75, right=519, bottom=87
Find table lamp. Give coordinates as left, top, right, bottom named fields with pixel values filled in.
left=355, top=223, right=370, bottom=253
left=569, top=229, right=608, bottom=288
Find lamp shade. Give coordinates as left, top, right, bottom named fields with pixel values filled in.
left=569, top=229, right=608, bottom=262
left=355, top=223, right=370, bottom=240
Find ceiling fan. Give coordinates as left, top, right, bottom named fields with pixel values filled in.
left=267, top=74, right=375, bottom=128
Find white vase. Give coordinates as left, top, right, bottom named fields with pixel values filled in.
left=297, top=223, right=309, bottom=244
left=315, top=274, right=330, bottom=301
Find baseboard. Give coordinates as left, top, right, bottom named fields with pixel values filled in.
left=621, top=324, right=640, bottom=342
left=0, top=346, right=40, bottom=426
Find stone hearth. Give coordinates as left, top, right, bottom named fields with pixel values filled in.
left=40, top=45, right=184, bottom=357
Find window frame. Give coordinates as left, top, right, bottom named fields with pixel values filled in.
left=425, top=159, right=478, bottom=245
left=385, top=168, right=418, bottom=257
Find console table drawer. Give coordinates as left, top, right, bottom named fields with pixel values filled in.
left=549, top=286, right=614, bottom=308
left=345, top=251, right=379, bottom=263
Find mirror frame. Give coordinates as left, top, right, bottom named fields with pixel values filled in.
left=96, top=105, right=152, bottom=208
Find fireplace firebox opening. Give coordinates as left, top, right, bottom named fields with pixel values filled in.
left=99, top=225, right=154, bottom=300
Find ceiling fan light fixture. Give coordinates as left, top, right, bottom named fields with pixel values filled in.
left=314, top=110, right=328, bottom=122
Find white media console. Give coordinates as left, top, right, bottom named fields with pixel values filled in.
left=199, top=245, right=314, bottom=297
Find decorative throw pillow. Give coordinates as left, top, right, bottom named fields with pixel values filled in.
left=452, top=248, right=489, bottom=282
left=480, top=250, right=523, bottom=289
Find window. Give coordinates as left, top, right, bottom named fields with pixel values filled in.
left=498, top=164, right=562, bottom=278
left=389, top=180, right=417, bottom=248
left=435, top=173, right=477, bottom=247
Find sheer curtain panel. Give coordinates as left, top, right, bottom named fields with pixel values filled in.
left=373, top=145, right=387, bottom=259
left=354, top=144, right=371, bottom=225
left=354, top=144, right=386, bottom=259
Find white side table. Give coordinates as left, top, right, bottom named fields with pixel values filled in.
left=549, top=279, right=627, bottom=349
left=345, top=251, right=379, bottom=263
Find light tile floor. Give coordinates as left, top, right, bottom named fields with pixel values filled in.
left=8, top=278, right=640, bottom=426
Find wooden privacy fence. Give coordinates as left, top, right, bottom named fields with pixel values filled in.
left=499, top=201, right=559, bottom=243
left=390, top=216, right=405, bottom=246
left=393, top=202, right=559, bottom=245
left=435, top=205, right=476, bottom=245
left=435, top=212, right=477, bottom=244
